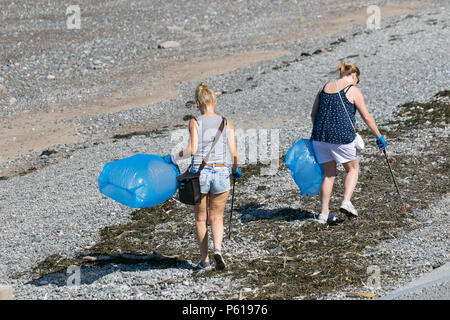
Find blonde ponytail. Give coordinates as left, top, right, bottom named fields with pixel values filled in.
left=195, top=82, right=216, bottom=107
left=338, top=61, right=360, bottom=78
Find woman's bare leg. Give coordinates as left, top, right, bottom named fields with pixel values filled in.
left=342, top=159, right=359, bottom=202
left=208, top=191, right=229, bottom=252
left=194, top=194, right=210, bottom=263
left=320, top=161, right=337, bottom=216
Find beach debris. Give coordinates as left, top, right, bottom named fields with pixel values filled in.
left=40, top=148, right=58, bottom=157
left=185, top=100, right=196, bottom=107
left=262, top=282, right=275, bottom=288
left=330, top=38, right=347, bottom=45
left=216, top=90, right=228, bottom=96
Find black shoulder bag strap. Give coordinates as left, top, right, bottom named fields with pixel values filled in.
left=344, top=84, right=353, bottom=94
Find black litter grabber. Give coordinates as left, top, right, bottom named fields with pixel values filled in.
left=227, top=136, right=239, bottom=240
left=227, top=177, right=236, bottom=240
left=382, top=148, right=406, bottom=213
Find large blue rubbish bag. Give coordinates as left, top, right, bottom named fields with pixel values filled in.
left=285, top=139, right=324, bottom=197
left=98, top=154, right=179, bottom=208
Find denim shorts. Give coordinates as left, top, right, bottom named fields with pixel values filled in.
left=189, top=165, right=231, bottom=194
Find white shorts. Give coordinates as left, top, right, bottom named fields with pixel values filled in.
left=312, top=140, right=358, bottom=164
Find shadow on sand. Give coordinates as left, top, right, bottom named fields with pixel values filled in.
left=27, top=254, right=192, bottom=287
left=236, top=202, right=316, bottom=223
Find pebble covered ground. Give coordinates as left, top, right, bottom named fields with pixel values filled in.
left=0, top=0, right=449, bottom=300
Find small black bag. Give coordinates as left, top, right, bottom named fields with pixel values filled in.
left=177, top=171, right=202, bottom=205
left=177, top=117, right=226, bottom=205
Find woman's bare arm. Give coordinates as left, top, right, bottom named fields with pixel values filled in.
left=352, top=87, right=381, bottom=138
left=173, top=118, right=199, bottom=161
left=226, top=120, right=239, bottom=170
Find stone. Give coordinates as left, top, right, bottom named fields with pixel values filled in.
left=158, top=41, right=180, bottom=49
left=47, top=75, right=56, bottom=80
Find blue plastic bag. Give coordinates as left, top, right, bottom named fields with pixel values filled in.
left=98, top=154, right=179, bottom=208
left=285, top=139, right=324, bottom=197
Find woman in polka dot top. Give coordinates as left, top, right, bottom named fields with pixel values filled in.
left=310, top=61, right=386, bottom=224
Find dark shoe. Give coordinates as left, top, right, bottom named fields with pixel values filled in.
left=213, top=250, right=227, bottom=270
left=195, top=261, right=212, bottom=270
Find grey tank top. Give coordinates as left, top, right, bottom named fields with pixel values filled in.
left=192, top=115, right=228, bottom=166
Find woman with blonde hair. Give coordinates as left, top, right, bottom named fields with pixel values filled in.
left=163, top=83, right=241, bottom=270
left=310, top=61, right=386, bottom=224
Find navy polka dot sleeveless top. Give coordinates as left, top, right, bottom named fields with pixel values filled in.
left=311, top=83, right=356, bottom=144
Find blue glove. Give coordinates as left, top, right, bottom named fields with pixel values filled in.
left=162, top=155, right=179, bottom=174
left=376, top=135, right=386, bottom=152
left=232, top=167, right=242, bottom=179
left=162, top=154, right=176, bottom=164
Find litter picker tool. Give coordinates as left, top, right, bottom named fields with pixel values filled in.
left=383, top=148, right=406, bottom=212
left=227, top=173, right=236, bottom=240
left=228, top=136, right=238, bottom=240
